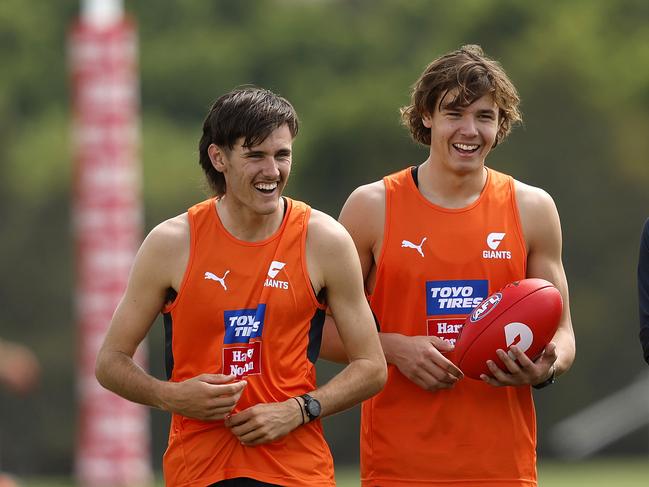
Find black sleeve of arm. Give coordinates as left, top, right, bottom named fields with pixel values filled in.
left=638, top=218, right=649, bottom=364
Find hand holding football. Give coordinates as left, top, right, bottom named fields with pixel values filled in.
left=454, top=278, right=562, bottom=380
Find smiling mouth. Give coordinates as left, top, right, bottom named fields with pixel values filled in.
left=452, top=143, right=480, bottom=154
left=254, top=181, right=279, bottom=194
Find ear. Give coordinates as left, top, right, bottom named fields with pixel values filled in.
left=422, top=113, right=433, bottom=128
left=208, top=144, right=226, bottom=173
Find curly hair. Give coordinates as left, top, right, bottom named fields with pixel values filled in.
left=401, top=45, right=521, bottom=148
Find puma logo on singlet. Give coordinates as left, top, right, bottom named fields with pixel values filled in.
left=401, top=237, right=427, bottom=257
left=204, top=270, right=230, bottom=290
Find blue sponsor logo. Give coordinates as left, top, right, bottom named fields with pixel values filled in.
left=426, top=280, right=488, bottom=316
left=224, top=304, right=266, bottom=344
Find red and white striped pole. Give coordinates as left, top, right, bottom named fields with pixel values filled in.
left=70, top=1, right=151, bottom=485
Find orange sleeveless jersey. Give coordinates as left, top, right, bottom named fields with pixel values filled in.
left=161, top=198, right=334, bottom=487
left=361, top=167, right=534, bottom=486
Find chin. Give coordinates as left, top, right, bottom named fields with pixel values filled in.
left=255, top=198, right=282, bottom=215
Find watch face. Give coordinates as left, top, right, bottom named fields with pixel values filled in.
left=307, top=398, right=321, bottom=417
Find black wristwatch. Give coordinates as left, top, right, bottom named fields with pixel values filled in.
left=533, top=365, right=556, bottom=390
left=300, top=393, right=322, bottom=422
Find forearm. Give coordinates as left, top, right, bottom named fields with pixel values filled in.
left=311, top=356, right=386, bottom=418
left=95, top=349, right=169, bottom=410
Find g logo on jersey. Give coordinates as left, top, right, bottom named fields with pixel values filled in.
left=483, top=232, right=512, bottom=259
left=223, top=304, right=266, bottom=343
left=426, top=280, right=488, bottom=315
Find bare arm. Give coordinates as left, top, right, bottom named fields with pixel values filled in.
left=320, top=183, right=462, bottom=391
left=226, top=210, right=387, bottom=445
left=95, top=216, right=246, bottom=420
left=482, top=182, right=576, bottom=387
left=306, top=210, right=387, bottom=416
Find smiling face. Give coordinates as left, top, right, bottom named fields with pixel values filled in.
left=423, top=91, right=499, bottom=175
left=209, top=124, right=293, bottom=217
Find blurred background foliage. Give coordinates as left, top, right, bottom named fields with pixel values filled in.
left=0, top=0, right=648, bottom=476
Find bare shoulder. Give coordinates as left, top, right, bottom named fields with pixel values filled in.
left=341, top=180, right=386, bottom=217
left=142, top=213, right=190, bottom=259
left=307, top=209, right=354, bottom=252
left=339, top=179, right=385, bottom=245
left=514, top=179, right=562, bottom=250
left=514, top=179, right=558, bottom=217
left=306, top=208, right=360, bottom=294
left=135, top=213, right=191, bottom=292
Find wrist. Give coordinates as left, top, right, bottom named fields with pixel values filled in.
left=292, top=396, right=305, bottom=426
left=380, top=333, right=403, bottom=365
left=156, top=379, right=177, bottom=412
left=533, top=364, right=556, bottom=390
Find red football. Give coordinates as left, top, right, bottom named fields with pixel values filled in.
left=454, top=278, right=562, bottom=380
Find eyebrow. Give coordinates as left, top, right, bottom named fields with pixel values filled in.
left=243, top=148, right=292, bottom=157
left=477, top=108, right=497, bottom=116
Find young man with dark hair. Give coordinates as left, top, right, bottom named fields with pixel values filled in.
left=96, top=86, right=386, bottom=486
left=323, top=45, right=575, bottom=486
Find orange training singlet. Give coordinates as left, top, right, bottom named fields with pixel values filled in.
left=361, top=167, right=534, bottom=487
left=161, top=198, right=334, bottom=487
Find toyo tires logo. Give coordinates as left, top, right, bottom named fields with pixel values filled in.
left=469, top=292, right=502, bottom=322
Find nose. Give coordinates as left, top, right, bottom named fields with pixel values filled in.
left=459, top=115, right=478, bottom=137
left=261, top=156, right=280, bottom=178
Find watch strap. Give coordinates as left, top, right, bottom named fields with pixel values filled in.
left=300, top=393, right=320, bottom=421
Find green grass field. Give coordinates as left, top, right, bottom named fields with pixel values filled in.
left=19, top=458, right=649, bottom=487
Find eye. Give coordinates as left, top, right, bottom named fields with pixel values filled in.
left=245, top=152, right=265, bottom=160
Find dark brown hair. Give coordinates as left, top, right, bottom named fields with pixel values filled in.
left=198, top=86, right=299, bottom=195
left=401, top=45, right=521, bottom=147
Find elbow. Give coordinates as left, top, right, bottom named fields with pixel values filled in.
left=369, top=358, right=388, bottom=396
left=94, top=348, right=111, bottom=390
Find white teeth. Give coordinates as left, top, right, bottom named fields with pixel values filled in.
left=255, top=182, right=278, bottom=191
left=454, top=143, right=479, bottom=151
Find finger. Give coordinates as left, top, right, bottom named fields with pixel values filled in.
left=443, top=360, right=464, bottom=379
left=507, top=346, right=535, bottom=369
left=240, top=430, right=267, bottom=446
left=198, top=373, right=237, bottom=384
left=416, top=370, right=455, bottom=391
left=409, top=369, right=444, bottom=391
left=544, top=341, right=558, bottom=355
left=414, top=358, right=453, bottom=382
left=225, top=408, right=251, bottom=427
left=429, top=336, right=454, bottom=352
left=424, top=350, right=464, bottom=379
left=207, top=380, right=247, bottom=396
left=480, top=373, right=504, bottom=387
left=540, top=342, right=558, bottom=364
left=496, top=349, right=522, bottom=374
left=486, top=359, right=513, bottom=383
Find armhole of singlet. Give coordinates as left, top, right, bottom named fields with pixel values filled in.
left=509, top=177, right=528, bottom=276
left=370, top=176, right=391, bottom=297
left=162, top=206, right=199, bottom=313
left=300, top=205, right=327, bottom=310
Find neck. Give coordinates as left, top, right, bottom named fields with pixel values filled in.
left=417, top=159, right=488, bottom=209
left=215, top=196, right=285, bottom=242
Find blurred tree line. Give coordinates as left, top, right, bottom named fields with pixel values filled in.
left=0, top=0, right=648, bottom=475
